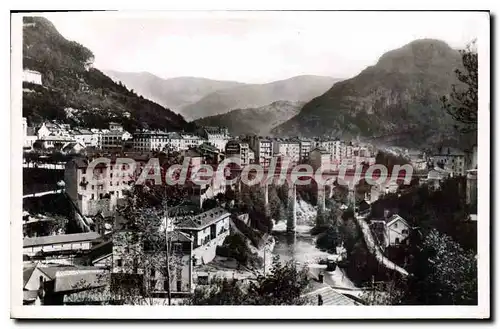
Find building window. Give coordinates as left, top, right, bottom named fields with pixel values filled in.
left=150, top=268, right=156, bottom=277
left=393, top=223, right=397, bottom=228
left=395, top=238, right=400, bottom=244
left=92, top=185, right=95, bottom=190
left=163, top=280, right=169, bottom=292
left=149, top=280, right=156, bottom=290
left=116, top=259, right=122, bottom=267
left=402, top=229, right=408, bottom=235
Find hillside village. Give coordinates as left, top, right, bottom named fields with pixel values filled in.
left=20, top=15, right=480, bottom=307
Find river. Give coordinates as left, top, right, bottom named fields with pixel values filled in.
left=271, top=221, right=357, bottom=290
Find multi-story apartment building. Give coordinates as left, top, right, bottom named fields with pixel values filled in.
left=432, top=147, right=467, bottom=176
left=273, top=138, right=301, bottom=166
left=180, top=134, right=204, bottom=151
left=248, top=136, right=273, bottom=169
left=100, top=123, right=132, bottom=151
left=143, top=230, right=194, bottom=296
left=319, top=139, right=336, bottom=158
left=298, top=139, right=313, bottom=163
left=64, top=156, right=148, bottom=217
left=176, top=207, right=230, bottom=265
left=225, top=140, right=251, bottom=166
left=199, top=126, right=230, bottom=152
left=73, top=129, right=99, bottom=148
left=332, top=140, right=343, bottom=161
left=111, top=211, right=195, bottom=297
left=132, top=130, right=171, bottom=152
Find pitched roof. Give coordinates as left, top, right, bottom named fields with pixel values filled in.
left=23, top=232, right=101, bottom=248
left=54, top=268, right=109, bottom=293
left=198, top=143, right=220, bottom=153
left=177, top=207, right=230, bottom=230
left=23, top=290, right=39, bottom=302
left=386, top=214, right=409, bottom=227
left=302, top=284, right=360, bottom=306
left=23, top=265, right=36, bottom=288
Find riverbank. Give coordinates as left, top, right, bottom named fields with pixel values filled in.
left=271, top=221, right=357, bottom=290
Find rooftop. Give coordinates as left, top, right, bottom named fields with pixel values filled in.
left=23, top=232, right=101, bottom=248
left=176, top=207, right=230, bottom=230
left=302, top=283, right=360, bottom=306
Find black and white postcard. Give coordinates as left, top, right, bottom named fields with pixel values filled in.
left=10, top=10, right=490, bottom=319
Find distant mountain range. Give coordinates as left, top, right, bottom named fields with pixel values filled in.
left=181, top=75, right=341, bottom=120
left=194, top=100, right=304, bottom=136
left=272, top=39, right=470, bottom=148
left=105, top=72, right=340, bottom=121
left=103, top=71, right=244, bottom=113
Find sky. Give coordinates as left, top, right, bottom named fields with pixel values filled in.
left=40, top=11, right=486, bottom=84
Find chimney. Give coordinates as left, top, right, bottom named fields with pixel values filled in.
left=384, top=209, right=390, bottom=219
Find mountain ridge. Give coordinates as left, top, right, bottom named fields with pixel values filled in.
left=272, top=39, right=466, bottom=148
left=182, top=75, right=341, bottom=120
left=22, top=16, right=193, bottom=132
left=103, top=70, right=245, bottom=113
left=194, top=100, right=304, bottom=136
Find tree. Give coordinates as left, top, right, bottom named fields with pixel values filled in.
left=402, top=229, right=477, bottom=305
left=108, top=188, right=191, bottom=305
left=186, top=256, right=310, bottom=305
left=441, top=40, right=478, bottom=133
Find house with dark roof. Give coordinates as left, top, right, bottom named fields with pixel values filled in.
left=301, top=281, right=362, bottom=306
left=23, top=262, right=109, bottom=305
left=176, top=207, right=230, bottom=265
left=61, top=141, right=86, bottom=155
left=370, top=213, right=410, bottom=248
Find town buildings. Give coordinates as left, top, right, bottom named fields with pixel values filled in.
left=176, top=207, right=231, bottom=265
left=273, top=138, right=301, bottom=166
left=298, top=139, right=313, bottom=163
left=143, top=231, right=194, bottom=296
left=73, top=129, right=99, bottom=148
left=370, top=213, right=410, bottom=248
left=64, top=157, right=137, bottom=217
left=199, top=126, right=230, bottom=152
left=22, top=117, right=37, bottom=148
left=431, top=147, right=466, bottom=176
left=23, top=231, right=102, bottom=257
left=309, top=147, right=332, bottom=171
left=100, top=123, right=132, bottom=151
left=23, top=69, right=42, bottom=85
left=247, top=136, right=273, bottom=169
left=225, top=140, right=252, bottom=166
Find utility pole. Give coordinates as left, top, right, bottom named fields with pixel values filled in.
left=164, top=194, right=172, bottom=306
left=165, top=233, right=172, bottom=306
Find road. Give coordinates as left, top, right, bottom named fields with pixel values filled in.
left=355, top=210, right=409, bottom=277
